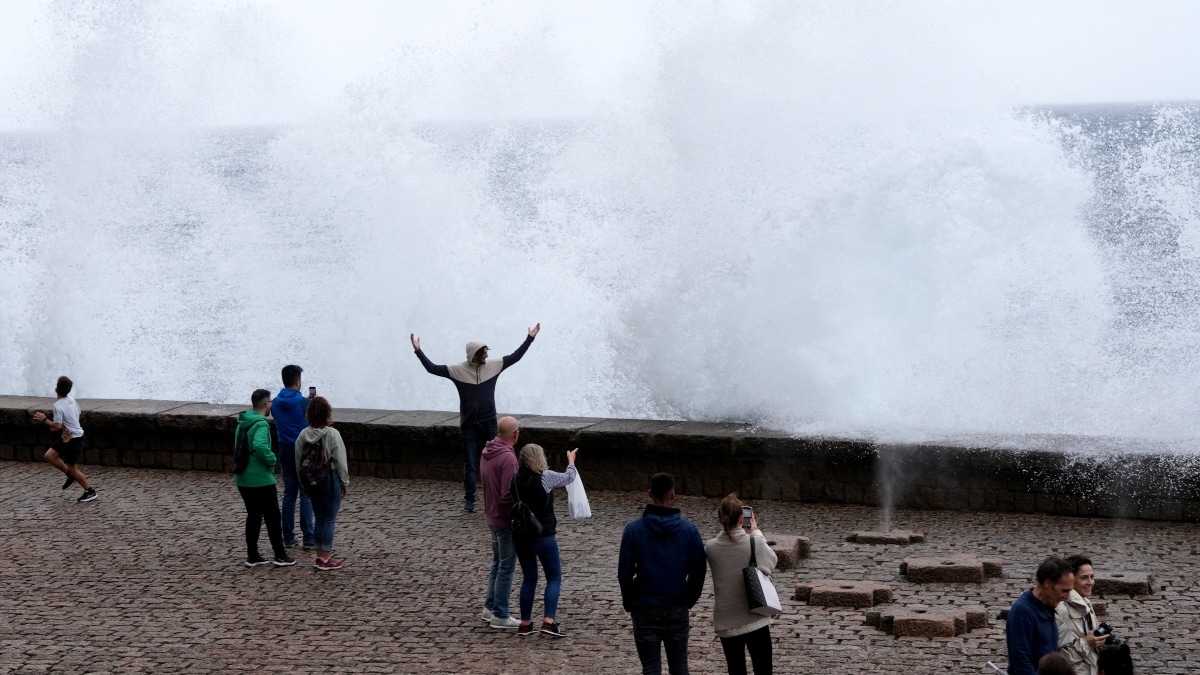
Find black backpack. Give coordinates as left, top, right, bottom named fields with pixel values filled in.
left=298, top=437, right=330, bottom=494
left=232, top=424, right=252, bottom=474
left=509, top=475, right=543, bottom=538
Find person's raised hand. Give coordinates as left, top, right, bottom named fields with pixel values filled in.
left=528, top=323, right=541, bottom=338
left=410, top=333, right=420, bottom=351
left=566, top=448, right=578, bottom=465
left=749, top=513, right=760, bottom=533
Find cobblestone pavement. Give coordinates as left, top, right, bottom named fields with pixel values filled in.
left=1, top=460, right=1197, bottom=674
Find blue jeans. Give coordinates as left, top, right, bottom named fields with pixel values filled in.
left=460, top=419, right=497, bottom=508
left=308, top=471, right=343, bottom=552
left=280, top=462, right=314, bottom=546
left=515, top=534, right=562, bottom=621
left=632, top=606, right=692, bottom=675
left=485, top=526, right=517, bottom=619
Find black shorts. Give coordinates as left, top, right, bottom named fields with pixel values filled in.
left=50, top=436, right=85, bottom=465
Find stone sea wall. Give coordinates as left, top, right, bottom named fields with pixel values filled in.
left=1, top=395, right=1198, bottom=522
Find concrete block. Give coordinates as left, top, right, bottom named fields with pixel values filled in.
left=1095, top=572, right=1154, bottom=596
left=846, top=530, right=925, bottom=545
left=901, top=555, right=992, bottom=583
left=795, top=580, right=892, bottom=608
left=764, top=534, right=810, bottom=570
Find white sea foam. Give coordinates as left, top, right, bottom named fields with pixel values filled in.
left=2, top=2, right=1198, bottom=440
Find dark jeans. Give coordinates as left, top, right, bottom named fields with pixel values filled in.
left=719, top=625, right=772, bottom=675
left=280, top=463, right=314, bottom=547
left=237, top=484, right=285, bottom=559
left=515, top=534, right=562, bottom=621
left=460, top=419, right=497, bottom=507
left=631, top=606, right=691, bottom=675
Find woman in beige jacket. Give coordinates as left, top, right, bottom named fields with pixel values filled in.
left=704, top=493, right=778, bottom=675
left=1055, top=554, right=1103, bottom=675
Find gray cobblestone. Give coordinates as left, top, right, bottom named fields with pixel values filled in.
left=1, top=460, right=1198, bottom=673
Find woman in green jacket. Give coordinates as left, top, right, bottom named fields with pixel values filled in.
left=234, top=389, right=295, bottom=567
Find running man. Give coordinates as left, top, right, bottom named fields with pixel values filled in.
left=32, top=375, right=97, bottom=503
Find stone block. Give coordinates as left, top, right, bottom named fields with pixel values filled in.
left=1094, top=572, right=1154, bottom=596
left=764, top=534, right=810, bottom=570
left=870, top=605, right=988, bottom=637
left=1092, top=601, right=1107, bottom=617
left=795, top=580, right=892, bottom=608
left=846, top=530, right=925, bottom=545
left=982, top=558, right=1004, bottom=578
left=900, top=555, right=990, bottom=583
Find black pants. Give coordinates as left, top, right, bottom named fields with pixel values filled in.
left=719, top=625, right=772, bottom=675
left=237, top=485, right=285, bottom=559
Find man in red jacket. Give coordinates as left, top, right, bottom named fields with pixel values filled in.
left=479, top=416, right=522, bottom=629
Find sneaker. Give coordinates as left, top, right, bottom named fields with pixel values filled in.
left=77, top=488, right=97, bottom=503
left=314, top=557, right=344, bottom=571
left=62, top=476, right=76, bottom=490
left=245, top=554, right=269, bottom=567
left=301, top=543, right=315, bottom=551
left=273, top=553, right=296, bottom=567
left=490, top=616, right=521, bottom=629
left=540, top=621, right=566, bottom=638
left=464, top=501, right=476, bottom=513
left=516, top=621, right=535, bottom=636
left=482, top=609, right=494, bottom=623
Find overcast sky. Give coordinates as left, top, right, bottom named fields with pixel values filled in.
left=1, top=0, right=1198, bottom=130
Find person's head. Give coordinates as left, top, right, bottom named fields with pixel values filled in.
left=717, top=493, right=744, bottom=532
left=1034, top=555, right=1076, bottom=607
left=466, top=340, right=488, bottom=365
left=1065, top=554, right=1095, bottom=598
left=1097, top=642, right=1133, bottom=675
left=518, top=443, right=548, bottom=473
left=1037, top=652, right=1076, bottom=675
left=498, top=416, right=520, bottom=445
left=251, top=388, right=272, bottom=413
left=281, top=364, right=303, bottom=390
left=306, top=396, right=332, bottom=428
left=55, top=375, right=73, bottom=397
left=648, top=473, right=675, bottom=507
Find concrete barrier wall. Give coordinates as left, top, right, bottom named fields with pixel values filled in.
left=2, top=395, right=1198, bottom=522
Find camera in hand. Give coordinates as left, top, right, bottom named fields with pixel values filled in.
left=1093, top=621, right=1121, bottom=646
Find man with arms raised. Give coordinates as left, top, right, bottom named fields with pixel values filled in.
left=410, top=323, right=540, bottom=512
left=1007, top=555, right=1075, bottom=675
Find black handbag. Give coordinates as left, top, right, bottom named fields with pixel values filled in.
left=509, top=475, right=544, bottom=538
left=742, top=535, right=783, bottom=616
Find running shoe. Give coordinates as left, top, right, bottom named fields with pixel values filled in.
left=77, top=488, right=97, bottom=503
left=62, top=476, right=76, bottom=490
left=540, top=621, right=566, bottom=638
left=245, top=554, right=269, bottom=567
left=273, top=553, right=296, bottom=567
left=516, top=621, right=535, bottom=636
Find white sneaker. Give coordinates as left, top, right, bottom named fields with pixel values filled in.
left=489, top=616, right=522, bottom=629
left=482, top=609, right=494, bottom=624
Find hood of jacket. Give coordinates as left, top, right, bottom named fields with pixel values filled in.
left=237, top=409, right=268, bottom=432
left=641, top=504, right=688, bottom=536
left=447, top=340, right=504, bottom=384
left=296, top=425, right=331, bottom=444
left=482, top=436, right=516, bottom=461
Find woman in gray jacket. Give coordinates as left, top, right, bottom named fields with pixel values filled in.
left=294, top=397, right=349, bottom=571
left=1055, top=554, right=1103, bottom=675
left=705, top=493, right=777, bottom=675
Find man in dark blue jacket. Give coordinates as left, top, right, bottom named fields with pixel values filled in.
left=274, top=364, right=312, bottom=549
left=410, top=324, right=539, bottom=513
left=1006, top=555, right=1076, bottom=675
left=618, top=473, right=707, bottom=675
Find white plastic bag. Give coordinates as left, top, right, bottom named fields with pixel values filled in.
left=565, top=471, right=591, bottom=519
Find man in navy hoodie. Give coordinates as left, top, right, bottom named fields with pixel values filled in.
left=1006, top=555, right=1076, bottom=675
left=274, top=364, right=313, bottom=549
left=618, top=473, right=707, bottom=675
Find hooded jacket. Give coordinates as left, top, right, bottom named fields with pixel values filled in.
left=233, top=409, right=276, bottom=488
left=272, top=388, right=309, bottom=457
left=480, top=436, right=519, bottom=527
left=1055, top=589, right=1099, bottom=675
left=414, top=335, right=534, bottom=427
left=293, top=425, right=350, bottom=488
left=618, top=504, right=707, bottom=612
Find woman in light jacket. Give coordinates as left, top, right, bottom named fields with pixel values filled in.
left=1056, top=553, right=1103, bottom=675
left=705, top=493, right=777, bottom=675
left=294, top=396, right=349, bottom=571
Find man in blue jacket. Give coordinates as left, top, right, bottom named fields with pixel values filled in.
left=1006, top=555, right=1076, bottom=675
left=618, top=473, right=707, bottom=675
left=274, top=364, right=313, bottom=549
